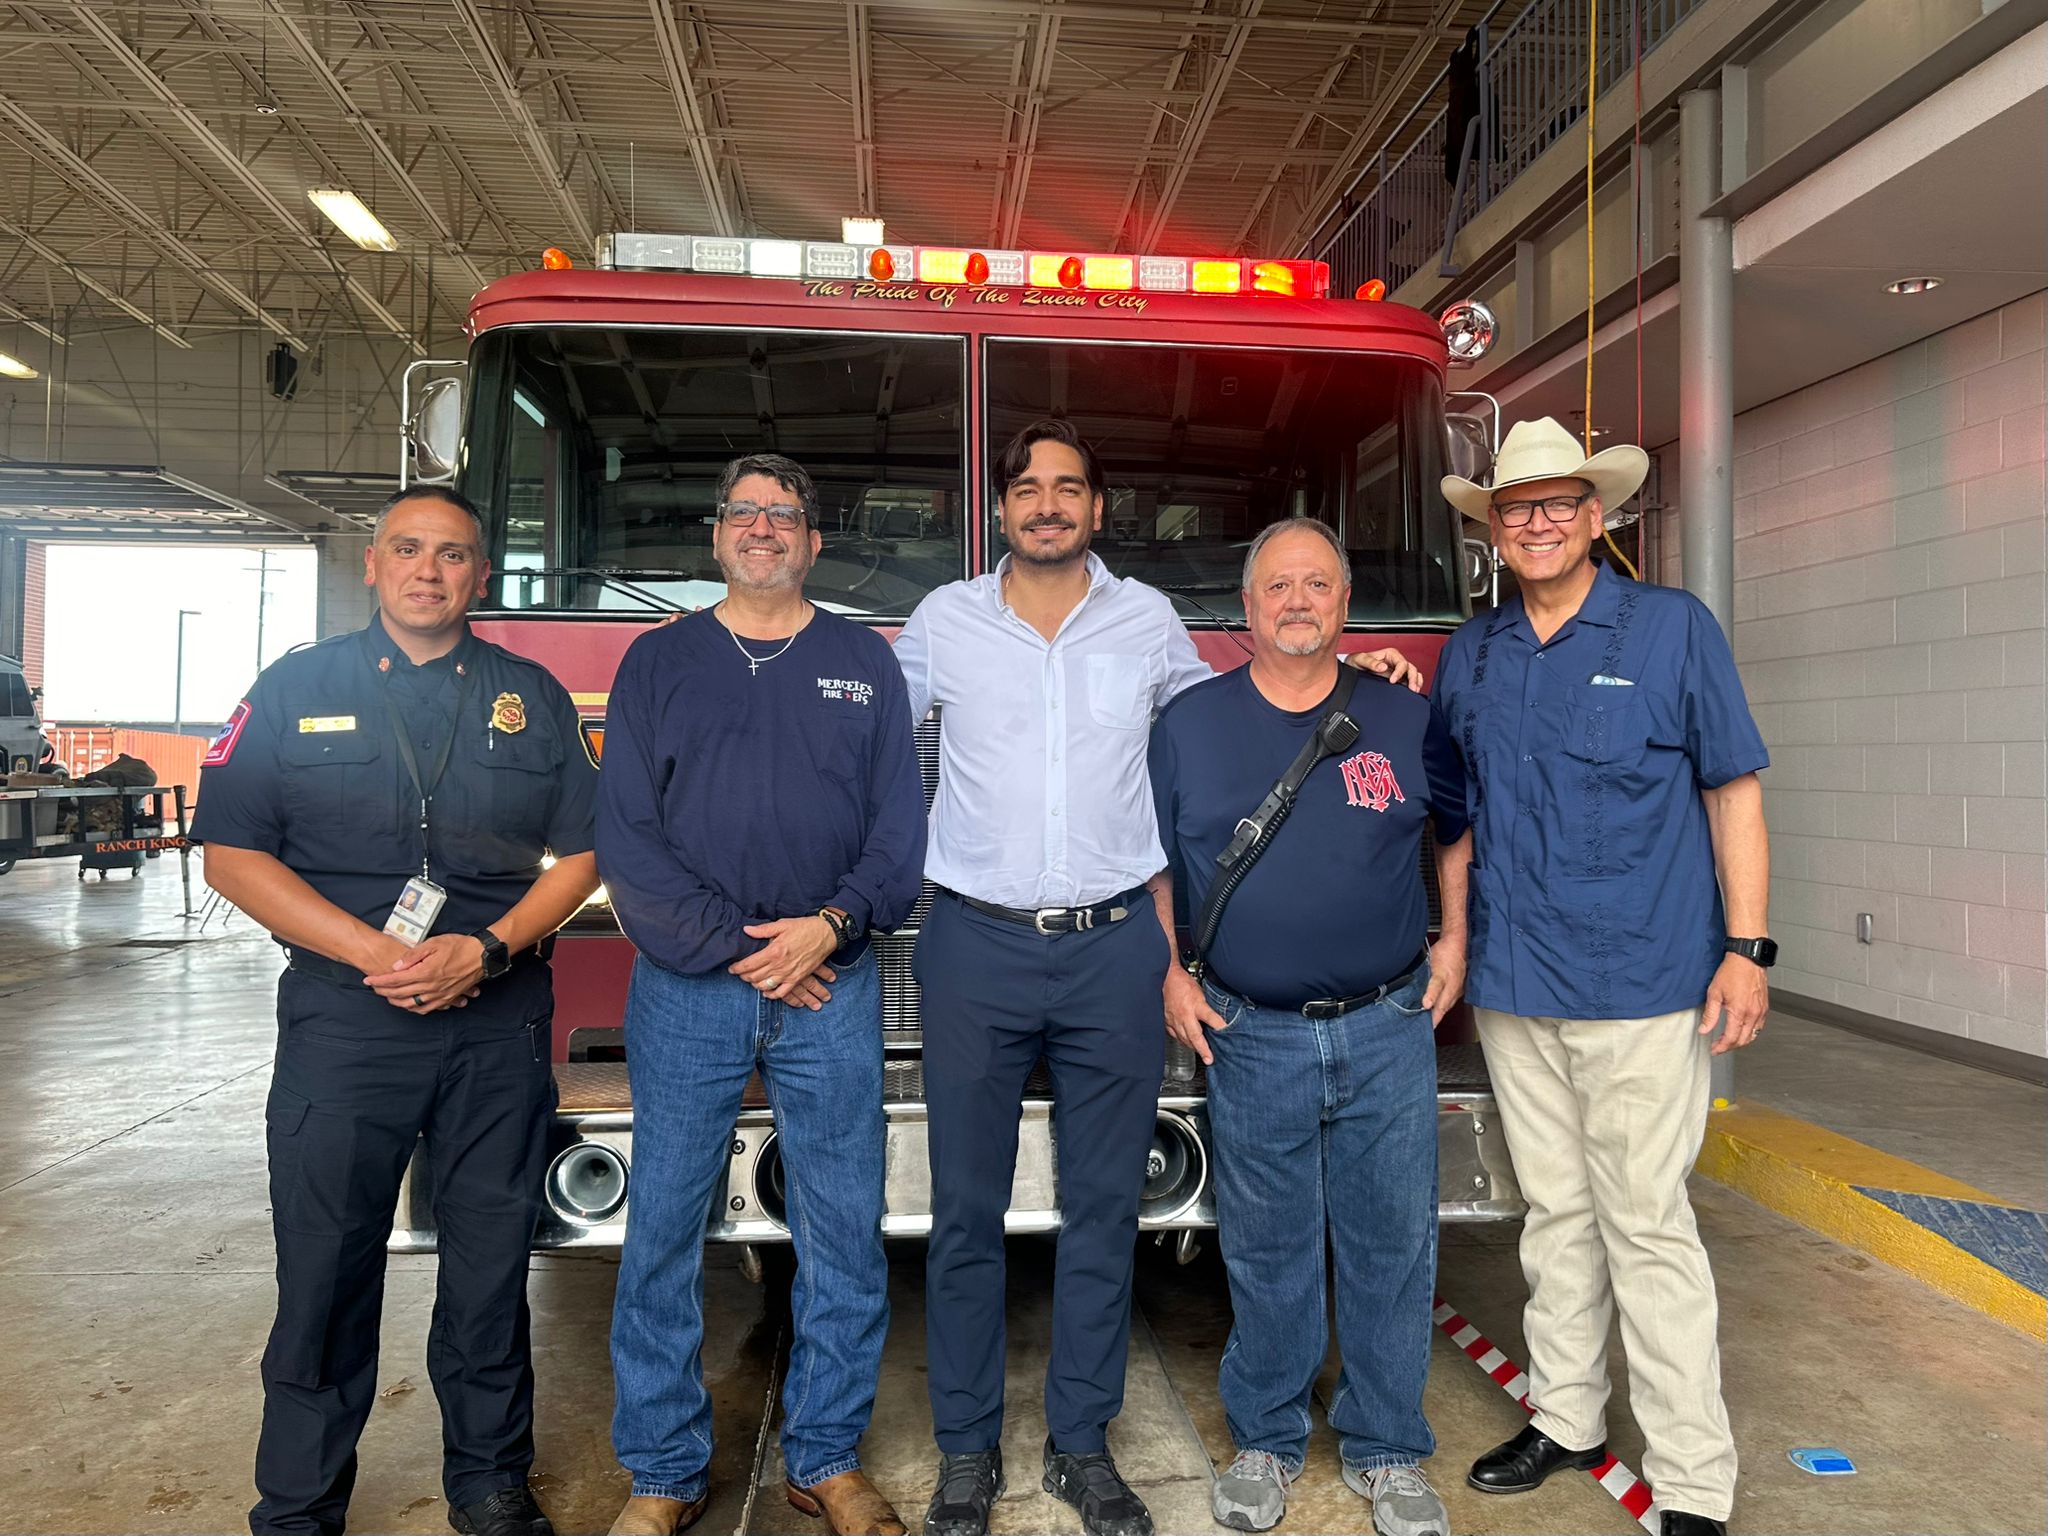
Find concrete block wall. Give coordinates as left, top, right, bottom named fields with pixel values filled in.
left=1661, top=293, right=2046, bottom=1056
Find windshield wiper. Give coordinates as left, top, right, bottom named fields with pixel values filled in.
left=1157, top=583, right=1253, bottom=659
left=508, top=567, right=690, bottom=613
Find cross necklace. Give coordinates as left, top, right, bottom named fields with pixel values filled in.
left=719, top=601, right=810, bottom=676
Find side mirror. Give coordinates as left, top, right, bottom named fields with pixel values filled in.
left=408, top=375, right=464, bottom=484
left=1446, top=412, right=1492, bottom=484
left=1464, top=537, right=1496, bottom=601
left=1439, top=299, right=1497, bottom=366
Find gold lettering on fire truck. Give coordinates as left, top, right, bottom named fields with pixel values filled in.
left=800, top=280, right=1144, bottom=313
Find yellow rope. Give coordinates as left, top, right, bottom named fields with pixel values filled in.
left=1586, top=0, right=1641, bottom=578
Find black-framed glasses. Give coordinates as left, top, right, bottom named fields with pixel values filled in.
left=717, top=501, right=805, bottom=529
left=1492, top=493, right=1588, bottom=527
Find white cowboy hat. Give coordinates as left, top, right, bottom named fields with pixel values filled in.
left=1441, top=416, right=1650, bottom=523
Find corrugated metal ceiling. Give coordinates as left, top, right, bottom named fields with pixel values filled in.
left=0, top=0, right=1509, bottom=354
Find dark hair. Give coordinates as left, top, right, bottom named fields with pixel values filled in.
left=718, top=453, right=818, bottom=524
left=994, top=418, right=1104, bottom=502
left=375, top=484, right=484, bottom=545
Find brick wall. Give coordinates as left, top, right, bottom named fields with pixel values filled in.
left=1668, top=294, right=2046, bottom=1056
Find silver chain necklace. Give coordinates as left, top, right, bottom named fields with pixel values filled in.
left=720, top=602, right=807, bottom=676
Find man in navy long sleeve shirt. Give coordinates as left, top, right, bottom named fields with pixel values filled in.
left=596, top=454, right=925, bottom=1536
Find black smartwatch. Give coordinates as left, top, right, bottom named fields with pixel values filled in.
left=1725, top=936, right=1778, bottom=968
left=818, top=906, right=855, bottom=947
left=473, top=928, right=512, bottom=980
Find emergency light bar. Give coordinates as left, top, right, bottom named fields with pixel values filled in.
left=595, top=233, right=1329, bottom=299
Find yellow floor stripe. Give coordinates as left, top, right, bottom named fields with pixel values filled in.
left=1700, top=1106, right=2046, bottom=1341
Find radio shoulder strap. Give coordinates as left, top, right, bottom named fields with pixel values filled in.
left=1188, top=664, right=1363, bottom=976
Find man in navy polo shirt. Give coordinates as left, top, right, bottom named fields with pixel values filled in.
left=1434, top=418, right=1771, bottom=1536
left=1148, top=518, right=1472, bottom=1536
left=597, top=453, right=926, bottom=1536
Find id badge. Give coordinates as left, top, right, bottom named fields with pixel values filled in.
left=383, top=876, right=447, bottom=946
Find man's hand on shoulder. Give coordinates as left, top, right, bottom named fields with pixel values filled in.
left=1164, top=966, right=1229, bottom=1065
left=1701, top=952, right=1769, bottom=1054
left=1422, top=937, right=1466, bottom=1026
left=1344, top=647, right=1424, bottom=692
left=730, top=916, right=841, bottom=1010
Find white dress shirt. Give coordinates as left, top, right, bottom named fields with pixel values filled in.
left=895, top=553, right=1212, bottom=908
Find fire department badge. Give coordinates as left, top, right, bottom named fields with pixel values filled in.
left=490, top=692, right=527, bottom=734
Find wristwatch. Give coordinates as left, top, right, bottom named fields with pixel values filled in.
left=1725, top=936, right=1778, bottom=968
left=818, top=906, right=856, bottom=946
left=473, top=927, right=512, bottom=980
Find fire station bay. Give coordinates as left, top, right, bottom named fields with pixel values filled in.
left=0, top=4, right=2044, bottom=1536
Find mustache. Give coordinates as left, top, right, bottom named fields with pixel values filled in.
left=1023, top=518, right=1074, bottom=531
left=1278, top=609, right=1321, bottom=625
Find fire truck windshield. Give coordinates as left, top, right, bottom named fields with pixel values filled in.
left=462, top=325, right=1461, bottom=626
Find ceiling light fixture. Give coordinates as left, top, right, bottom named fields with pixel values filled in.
left=842, top=215, right=885, bottom=246
left=1886, top=276, right=1942, bottom=296
left=0, top=352, right=39, bottom=379
left=308, top=188, right=397, bottom=251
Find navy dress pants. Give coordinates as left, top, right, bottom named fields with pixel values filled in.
left=916, top=893, right=1169, bottom=1455
left=251, top=969, right=555, bottom=1536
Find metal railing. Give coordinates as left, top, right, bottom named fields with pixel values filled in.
left=1312, top=0, right=1705, bottom=301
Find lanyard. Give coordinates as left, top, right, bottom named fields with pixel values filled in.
left=376, top=661, right=475, bottom=879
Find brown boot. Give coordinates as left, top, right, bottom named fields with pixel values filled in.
left=607, top=1493, right=708, bottom=1536
left=786, top=1469, right=908, bottom=1536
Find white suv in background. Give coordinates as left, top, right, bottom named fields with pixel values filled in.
left=0, top=657, right=46, bottom=775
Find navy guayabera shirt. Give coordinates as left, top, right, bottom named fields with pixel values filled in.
left=595, top=608, right=926, bottom=975
left=1150, top=665, right=1470, bottom=1009
left=1430, top=561, right=1769, bottom=1021
left=190, top=615, right=599, bottom=1015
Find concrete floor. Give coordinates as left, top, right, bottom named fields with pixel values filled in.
left=3, top=853, right=2043, bottom=1535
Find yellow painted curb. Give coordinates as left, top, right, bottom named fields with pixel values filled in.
left=1699, top=1105, right=2047, bottom=1342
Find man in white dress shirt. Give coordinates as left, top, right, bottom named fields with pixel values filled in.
left=895, top=420, right=1416, bottom=1536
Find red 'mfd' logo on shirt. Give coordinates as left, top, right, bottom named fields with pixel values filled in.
left=1340, top=750, right=1404, bottom=812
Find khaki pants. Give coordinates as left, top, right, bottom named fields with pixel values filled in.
left=1474, top=1006, right=1737, bottom=1521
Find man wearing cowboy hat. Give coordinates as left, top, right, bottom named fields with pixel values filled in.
left=1432, top=418, right=1771, bottom=1536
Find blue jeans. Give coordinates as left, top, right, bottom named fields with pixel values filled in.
left=610, top=950, right=887, bottom=1496
left=1203, top=966, right=1439, bottom=1472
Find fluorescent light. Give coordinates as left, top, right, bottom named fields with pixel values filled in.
left=308, top=189, right=397, bottom=251
left=1886, top=276, right=1942, bottom=296
left=0, top=352, right=37, bottom=380
left=842, top=216, right=885, bottom=245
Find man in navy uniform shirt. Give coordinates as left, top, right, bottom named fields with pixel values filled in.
left=596, top=453, right=925, bottom=1536
left=1434, top=418, right=1771, bottom=1536
left=1149, top=518, right=1472, bottom=1536
left=194, top=486, right=600, bottom=1536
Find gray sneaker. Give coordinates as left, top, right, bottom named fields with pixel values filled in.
left=1211, top=1449, right=1294, bottom=1531
left=1341, top=1464, right=1448, bottom=1536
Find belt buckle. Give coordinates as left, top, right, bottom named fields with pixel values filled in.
left=1302, top=998, right=1338, bottom=1019
left=1033, top=908, right=1065, bottom=935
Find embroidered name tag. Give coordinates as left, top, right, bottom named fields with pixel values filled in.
left=298, top=716, right=357, bottom=733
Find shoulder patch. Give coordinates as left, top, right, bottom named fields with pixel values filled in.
left=202, top=699, right=253, bottom=767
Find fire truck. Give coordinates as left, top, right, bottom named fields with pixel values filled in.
left=388, top=232, right=1523, bottom=1257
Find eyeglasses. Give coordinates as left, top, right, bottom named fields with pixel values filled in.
left=717, top=501, right=805, bottom=529
left=1491, top=493, right=1589, bottom=527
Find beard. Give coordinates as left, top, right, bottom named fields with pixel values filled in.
left=1272, top=612, right=1327, bottom=655
left=1008, top=518, right=1088, bottom=567
left=717, top=539, right=809, bottom=593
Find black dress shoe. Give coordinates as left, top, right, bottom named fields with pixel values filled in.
left=450, top=1485, right=554, bottom=1536
left=1661, top=1514, right=1726, bottom=1536
left=1042, top=1439, right=1153, bottom=1536
left=924, top=1448, right=1004, bottom=1536
left=1467, top=1424, right=1608, bottom=1494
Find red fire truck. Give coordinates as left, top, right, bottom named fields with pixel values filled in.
left=389, top=232, right=1522, bottom=1256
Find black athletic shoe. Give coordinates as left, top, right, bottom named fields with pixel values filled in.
left=449, top=1485, right=554, bottom=1536
left=1661, top=1513, right=1727, bottom=1536
left=1467, top=1424, right=1608, bottom=1494
left=924, top=1448, right=1005, bottom=1536
left=1041, top=1438, right=1153, bottom=1536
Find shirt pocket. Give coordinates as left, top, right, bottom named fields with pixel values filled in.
left=1085, top=653, right=1152, bottom=729
left=279, top=726, right=386, bottom=830
left=811, top=695, right=879, bottom=782
left=451, top=727, right=559, bottom=871
left=1559, top=683, right=1646, bottom=766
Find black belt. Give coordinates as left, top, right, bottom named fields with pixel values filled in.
left=945, top=885, right=1146, bottom=936
left=1211, top=948, right=1429, bottom=1020
left=286, top=934, right=555, bottom=986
